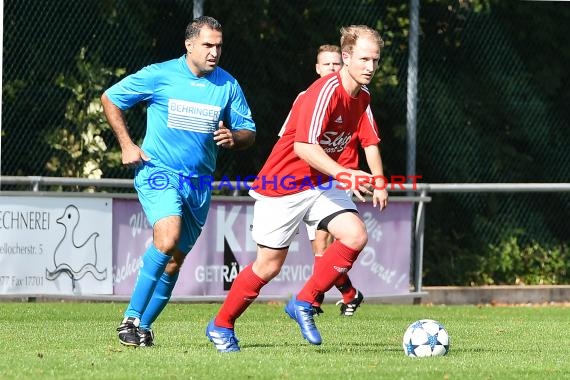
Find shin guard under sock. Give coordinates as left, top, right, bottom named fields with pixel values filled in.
left=124, top=244, right=171, bottom=319
left=313, top=255, right=325, bottom=306
left=297, top=240, right=360, bottom=304
left=140, top=271, right=179, bottom=329
left=215, top=265, right=267, bottom=329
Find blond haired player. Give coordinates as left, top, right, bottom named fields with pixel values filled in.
left=207, top=25, right=388, bottom=352
left=299, top=44, right=386, bottom=316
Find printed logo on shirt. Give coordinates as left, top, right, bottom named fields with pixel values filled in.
left=319, top=131, right=352, bottom=153
left=334, top=115, right=343, bottom=124
left=167, top=99, right=221, bottom=133
left=333, top=265, right=349, bottom=273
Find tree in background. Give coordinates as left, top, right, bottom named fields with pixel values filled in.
left=2, top=0, right=568, bottom=285
left=45, top=48, right=125, bottom=179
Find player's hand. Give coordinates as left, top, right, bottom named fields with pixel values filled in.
left=214, top=121, right=234, bottom=149
left=337, top=169, right=373, bottom=202
left=122, top=143, right=149, bottom=166
left=372, top=188, right=389, bottom=211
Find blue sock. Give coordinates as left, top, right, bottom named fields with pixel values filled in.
left=140, top=271, right=179, bottom=329
left=124, top=244, right=171, bottom=320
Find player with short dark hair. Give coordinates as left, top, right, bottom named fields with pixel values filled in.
left=206, top=25, right=387, bottom=352
left=101, top=15, right=256, bottom=347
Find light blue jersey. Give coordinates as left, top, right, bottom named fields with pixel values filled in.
left=105, top=55, right=255, bottom=177
left=105, top=55, right=255, bottom=250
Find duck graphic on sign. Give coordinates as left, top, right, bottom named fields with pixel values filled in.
left=45, top=205, right=107, bottom=290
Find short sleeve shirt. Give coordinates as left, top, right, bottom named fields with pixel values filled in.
left=337, top=105, right=380, bottom=169
left=253, top=72, right=373, bottom=196
left=105, top=55, right=255, bottom=177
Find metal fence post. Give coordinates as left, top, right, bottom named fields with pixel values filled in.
left=413, top=190, right=427, bottom=302
left=406, top=0, right=420, bottom=187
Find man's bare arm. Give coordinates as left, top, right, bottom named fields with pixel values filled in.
left=101, top=93, right=148, bottom=164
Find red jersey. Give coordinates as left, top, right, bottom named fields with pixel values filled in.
left=338, top=105, right=380, bottom=169
left=252, top=72, right=379, bottom=196
left=278, top=98, right=380, bottom=170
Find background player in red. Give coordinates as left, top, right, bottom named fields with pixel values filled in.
left=315, top=44, right=343, bottom=76
left=206, top=25, right=387, bottom=352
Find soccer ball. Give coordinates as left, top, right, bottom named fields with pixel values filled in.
left=402, top=319, right=450, bottom=358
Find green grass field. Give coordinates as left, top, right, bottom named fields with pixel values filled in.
left=0, top=301, right=568, bottom=379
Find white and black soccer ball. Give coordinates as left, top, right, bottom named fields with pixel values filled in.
left=402, top=319, right=450, bottom=358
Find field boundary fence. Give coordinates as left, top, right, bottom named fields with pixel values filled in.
left=1, top=176, right=569, bottom=303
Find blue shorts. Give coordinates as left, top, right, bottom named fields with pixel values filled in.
left=134, top=162, right=211, bottom=253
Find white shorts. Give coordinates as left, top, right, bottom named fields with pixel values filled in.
left=250, top=182, right=357, bottom=249
left=305, top=188, right=353, bottom=241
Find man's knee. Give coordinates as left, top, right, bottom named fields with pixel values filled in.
left=252, top=246, right=288, bottom=280
left=349, top=232, right=368, bottom=251
left=254, top=259, right=282, bottom=279
left=153, top=235, right=180, bottom=254
left=153, top=216, right=182, bottom=254
left=328, top=213, right=368, bottom=251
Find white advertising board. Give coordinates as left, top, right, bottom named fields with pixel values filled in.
left=0, top=196, right=113, bottom=295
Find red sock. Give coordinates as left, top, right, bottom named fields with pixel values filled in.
left=214, top=265, right=267, bottom=329
left=313, top=255, right=324, bottom=274
left=313, top=255, right=325, bottom=307
left=297, top=240, right=360, bottom=304
left=335, top=274, right=357, bottom=303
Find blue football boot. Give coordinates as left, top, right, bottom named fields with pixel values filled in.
left=284, top=297, right=322, bottom=345
left=206, top=319, right=240, bottom=353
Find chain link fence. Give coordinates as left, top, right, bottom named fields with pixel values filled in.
left=412, top=3, right=570, bottom=284
left=2, top=0, right=569, bottom=285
